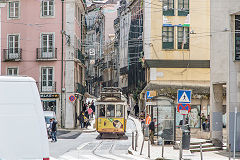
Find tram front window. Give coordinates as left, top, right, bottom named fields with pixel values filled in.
left=99, top=105, right=105, bottom=117
left=106, top=104, right=115, bottom=117
left=116, top=105, right=123, bottom=117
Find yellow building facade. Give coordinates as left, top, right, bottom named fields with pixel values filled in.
left=142, top=0, right=211, bottom=132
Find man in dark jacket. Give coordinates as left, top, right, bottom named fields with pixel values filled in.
left=51, top=118, right=58, bottom=142
left=78, top=111, right=85, bottom=128
left=149, top=118, right=156, bottom=144
left=134, top=103, right=139, bottom=117
left=90, top=101, right=95, bottom=117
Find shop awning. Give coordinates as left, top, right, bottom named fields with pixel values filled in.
left=141, top=80, right=210, bottom=98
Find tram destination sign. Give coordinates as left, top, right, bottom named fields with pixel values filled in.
left=40, top=94, right=59, bottom=98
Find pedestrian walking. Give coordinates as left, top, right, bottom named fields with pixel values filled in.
left=90, top=101, right=95, bottom=117
left=140, top=111, right=145, bottom=128
left=145, top=114, right=151, bottom=126
left=82, top=103, right=87, bottom=112
left=51, top=118, right=58, bottom=142
left=127, top=103, right=131, bottom=116
left=78, top=111, right=85, bottom=128
left=149, top=118, right=156, bottom=145
left=134, top=103, right=139, bottom=117
left=88, top=107, right=93, bottom=118
left=201, top=113, right=206, bottom=130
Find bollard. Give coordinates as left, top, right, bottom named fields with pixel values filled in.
left=179, top=140, right=182, bottom=160
left=135, top=132, right=138, bottom=151
left=162, top=138, right=165, bottom=158
left=229, top=144, right=231, bottom=160
left=132, top=132, right=134, bottom=150
left=200, top=143, right=203, bottom=160
left=140, top=138, right=144, bottom=155
left=148, top=138, right=150, bottom=158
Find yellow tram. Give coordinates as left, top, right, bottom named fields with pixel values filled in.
left=95, top=87, right=127, bottom=137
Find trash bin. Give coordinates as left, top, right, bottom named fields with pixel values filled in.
left=182, top=130, right=190, bottom=150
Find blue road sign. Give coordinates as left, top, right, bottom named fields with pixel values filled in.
left=146, top=91, right=153, bottom=99
left=177, top=90, right=191, bottom=104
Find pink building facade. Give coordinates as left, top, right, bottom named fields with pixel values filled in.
left=0, top=0, right=86, bottom=128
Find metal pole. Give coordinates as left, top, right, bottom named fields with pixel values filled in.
left=229, top=143, right=231, bottom=160
left=60, top=0, right=64, bottom=128
left=200, top=143, right=203, bottom=160
left=132, top=132, right=134, bottom=150
left=234, top=107, right=237, bottom=159
left=148, top=138, right=150, bottom=158
left=179, top=140, right=182, bottom=160
left=140, top=138, right=144, bottom=155
left=135, top=131, right=138, bottom=148
left=135, top=132, right=137, bottom=151
left=162, top=138, right=164, bottom=158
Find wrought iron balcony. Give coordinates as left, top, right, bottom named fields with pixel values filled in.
left=36, top=48, right=57, bottom=60
left=76, top=83, right=86, bottom=95
left=3, top=48, right=22, bottom=61
left=37, top=81, right=56, bottom=92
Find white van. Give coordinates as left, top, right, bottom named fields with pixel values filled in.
left=0, top=76, right=49, bottom=160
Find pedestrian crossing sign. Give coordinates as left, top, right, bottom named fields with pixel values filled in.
left=177, top=90, right=191, bottom=104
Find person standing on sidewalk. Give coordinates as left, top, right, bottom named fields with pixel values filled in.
left=149, top=118, right=156, bottom=145
left=145, top=114, right=151, bottom=136
left=134, top=102, right=139, bottom=117
left=51, top=118, right=58, bottom=142
left=78, top=111, right=85, bottom=128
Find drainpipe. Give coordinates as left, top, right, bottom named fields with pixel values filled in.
left=61, top=0, right=64, bottom=128
left=0, top=3, right=6, bottom=75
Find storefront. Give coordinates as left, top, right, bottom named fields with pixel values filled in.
left=40, top=93, right=59, bottom=115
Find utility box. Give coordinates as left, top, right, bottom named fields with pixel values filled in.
left=182, top=130, right=190, bottom=150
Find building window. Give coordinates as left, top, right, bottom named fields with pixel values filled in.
left=9, top=1, right=19, bottom=18
left=163, top=0, right=174, bottom=16
left=177, top=26, right=189, bottom=49
left=7, top=67, right=18, bottom=76
left=178, top=0, right=189, bottom=16
left=235, top=15, right=240, bottom=60
left=41, top=67, right=54, bottom=92
left=41, top=34, right=54, bottom=56
left=42, top=0, right=54, bottom=16
left=162, top=26, right=174, bottom=49
left=8, top=34, right=21, bottom=60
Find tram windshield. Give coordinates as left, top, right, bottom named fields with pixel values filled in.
left=116, top=105, right=123, bottom=117
left=98, top=104, right=124, bottom=118
left=106, top=104, right=115, bottom=117
left=99, top=105, right=105, bottom=117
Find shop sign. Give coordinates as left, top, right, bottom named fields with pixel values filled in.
left=40, top=94, right=59, bottom=98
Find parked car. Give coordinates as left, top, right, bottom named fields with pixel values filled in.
left=0, top=76, right=49, bottom=160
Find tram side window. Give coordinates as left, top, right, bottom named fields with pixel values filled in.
left=106, top=104, right=115, bottom=117
left=116, top=105, right=123, bottom=117
left=99, top=105, right=105, bottom=117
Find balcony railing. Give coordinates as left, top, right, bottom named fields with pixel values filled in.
left=37, top=81, right=56, bottom=92
left=36, top=48, right=57, bottom=60
left=76, top=83, right=86, bottom=95
left=75, top=49, right=85, bottom=64
left=3, top=48, right=22, bottom=61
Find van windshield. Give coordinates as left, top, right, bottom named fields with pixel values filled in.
left=44, top=116, right=52, bottom=124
